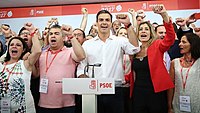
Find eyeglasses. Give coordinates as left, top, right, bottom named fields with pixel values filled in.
left=74, top=33, right=83, bottom=37
left=20, top=32, right=30, bottom=35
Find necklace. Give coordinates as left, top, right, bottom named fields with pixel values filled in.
left=180, top=57, right=195, bottom=67
left=139, top=57, right=144, bottom=61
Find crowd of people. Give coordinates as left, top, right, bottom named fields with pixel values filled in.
left=0, top=4, right=200, bottom=113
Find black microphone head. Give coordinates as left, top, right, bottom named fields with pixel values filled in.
left=94, top=63, right=101, bottom=67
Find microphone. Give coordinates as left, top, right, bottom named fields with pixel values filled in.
left=91, top=63, right=101, bottom=78
left=88, top=63, right=101, bottom=67
left=84, top=63, right=101, bottom=78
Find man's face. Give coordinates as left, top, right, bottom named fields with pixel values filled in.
left=48, top=28, right=64, bottom=50
left=96, top=13, right=112, bottom=35
left=156, top=26, right=166, bottom=39
left=19, top=29, right=32, bottom=48
left=73, top=29, right=85, bottom=45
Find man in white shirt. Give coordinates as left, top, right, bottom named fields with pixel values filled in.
left=76, top=10, right=140, bottom=113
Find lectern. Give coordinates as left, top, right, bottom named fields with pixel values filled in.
left=62, top=78, right=115, bottom=113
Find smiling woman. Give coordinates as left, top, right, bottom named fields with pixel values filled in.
left=132, top=4, right=175, bottom=113
left=0, top=32, right=41, bottom=113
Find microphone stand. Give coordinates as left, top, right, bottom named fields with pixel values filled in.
left=89, top=63, right=101, bottom=78
left=84, top=63, right=89, bottom=75
left=92, top=65, right=95, bottom=78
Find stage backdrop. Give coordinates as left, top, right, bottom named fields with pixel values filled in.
left=0, top=0, right=200, bottom=34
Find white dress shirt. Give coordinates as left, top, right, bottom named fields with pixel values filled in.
left=76, top=35, right=140, bottom=83
left=163, top=51, right=171, bottom=72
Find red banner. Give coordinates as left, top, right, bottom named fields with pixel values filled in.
left=0, top=0, right=199, bottom=19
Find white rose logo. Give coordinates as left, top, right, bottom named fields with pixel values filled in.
left=7, top=11, right=13, bottom=17
left=116, top=5, right=122, bottom=12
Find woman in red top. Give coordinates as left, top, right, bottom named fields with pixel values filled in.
left=131, top=5, right=175, bottom=113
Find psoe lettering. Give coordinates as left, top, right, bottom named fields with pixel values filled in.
left=100, top=83, right=112, bottom=88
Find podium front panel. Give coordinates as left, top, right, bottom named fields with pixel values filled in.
left=62, top=78, right=115, bottom=94
left=62, top=78, right=97, bottom=94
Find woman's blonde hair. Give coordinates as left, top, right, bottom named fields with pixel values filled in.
left=136, top=21, right=158, bottom=47
left=116, top=26, right=126, bottom=37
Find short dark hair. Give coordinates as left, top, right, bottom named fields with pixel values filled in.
left=136, top=15, right=143, bottom=20
left=49, top=24, right=65, bottom=37
left=73, top=28, right=86, bottom=39
left=50, top=24, right=61, bottom=30
left=96, top=10, right=112, bottom=22
left=155, top=25, right=164, bottom=32
left=152, top=22, right=158, bottom=25
left=183, top=33, right=200, bottom=60
left=18, top=27, right=26, bottom=36
left=5, top=37, right=29, bottom=62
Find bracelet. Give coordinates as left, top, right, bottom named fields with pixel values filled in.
left=30, top=31, right=36, bottom=37
left=125, top=23, right=132, bottom=29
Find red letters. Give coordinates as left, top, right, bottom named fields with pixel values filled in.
left=100, top=83, right=112, bottom=88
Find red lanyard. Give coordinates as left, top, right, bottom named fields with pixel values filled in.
left=180, top=67, right=191, bottom=90
left=45, top=49, right=61, bottom=74
left=0, top=62, right=18, bottom=92
left=180, top=59, right=194, bottom=90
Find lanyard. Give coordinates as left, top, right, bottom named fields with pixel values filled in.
left=0, top=62, right=18, bottom=92
left=180, top=67, right=191, bottom=90
left=180, top=58, right=194, bottom=91
left=45, top=49, right=61, bottom=74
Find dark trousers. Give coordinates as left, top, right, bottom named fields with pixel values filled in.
left=123, top=87, right=132, bottom=113
left=75, top=95, right=82, bottom=113
left=30, top=77, right=40, bottom=113
left=132, top=87, right=168, bottom=113
left=97, top=87, right=124, bottom=113
left=38, top=106, right=75, bottom=113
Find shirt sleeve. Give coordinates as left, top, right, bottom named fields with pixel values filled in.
left=76, top=43, right=88, bottom=77
left=121, top=37, right=141, bottom=55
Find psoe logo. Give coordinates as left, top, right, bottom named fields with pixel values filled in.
left=89, top=80, right=96, bottom=89
left=7, top=11, right=13, bottom=17
left=30, top=9, right=35, bottom=16
left=116, top=5, right=122, bottom=12
left=100, top=82, right=113, bottom=88
left=0, top=11, right=7, bottom=18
